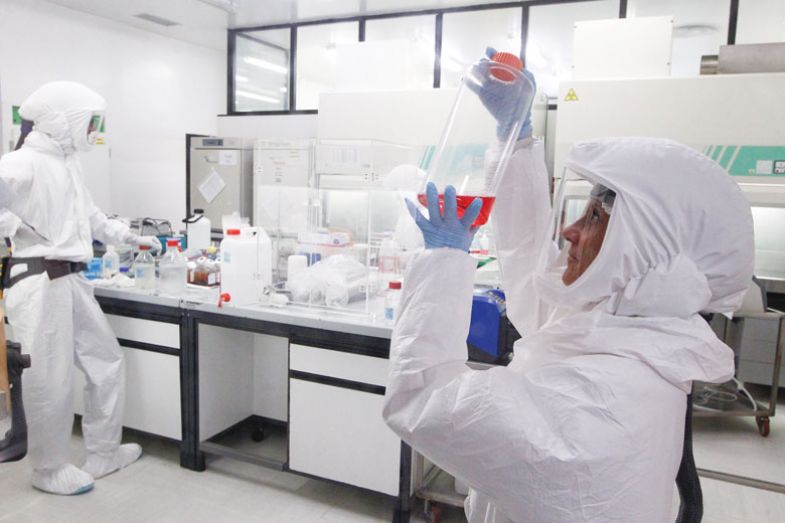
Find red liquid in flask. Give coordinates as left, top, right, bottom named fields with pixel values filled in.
left=416, top=194, right=496, bottom=227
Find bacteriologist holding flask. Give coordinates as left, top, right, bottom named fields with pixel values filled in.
left=383, top=49, right=754, bottom=522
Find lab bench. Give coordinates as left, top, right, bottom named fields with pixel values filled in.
left=79, top=286, right=414, bottom=523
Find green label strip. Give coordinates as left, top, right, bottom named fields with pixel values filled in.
left=703, top=145, right=785, bottom=177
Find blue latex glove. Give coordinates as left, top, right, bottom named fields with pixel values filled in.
left=465, top=46, right=536, bottom=141
left=405, top=183, right=482, bottom=251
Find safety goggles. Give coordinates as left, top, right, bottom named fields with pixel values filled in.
left=87, top=112, right=104, bottom=145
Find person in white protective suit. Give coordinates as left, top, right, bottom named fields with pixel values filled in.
left=382, top=66, right=754, bottom=521
left=0, top=81, right=161, bottom=495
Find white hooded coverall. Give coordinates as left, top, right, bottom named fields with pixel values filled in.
left=0, top=82, right=136, bottom=491
left=383, top=137, right=754, bottom=522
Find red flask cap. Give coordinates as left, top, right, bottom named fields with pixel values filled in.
left=490, top=52, right=523, bottom=82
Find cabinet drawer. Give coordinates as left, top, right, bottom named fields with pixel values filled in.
left=289, top=378, right=401, bottom=495
left=106, top=314, right=180, bottom=350
left=738, top=359, right=785, bottom=387
left=289, top=343, right=389, bottom=387
left=74, top=347, right=181, bottom=440
left=741, top=317, right=780, bottom=344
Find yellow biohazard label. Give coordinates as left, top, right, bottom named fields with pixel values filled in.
left=95, top=137, right=105, bottom=145
left=564, top=88, right=579, bottom=102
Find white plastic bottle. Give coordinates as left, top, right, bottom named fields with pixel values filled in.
left=220, top=228, right=258, bottom=306
left=384, top=280, right=402, bottom=322
left=186, top=208, right=211, bottom=253
left=102, top=245, right=120, bottom=278
left=133, top=246, right=156, bottom=291
left=159, top=239, right=188, bottom=295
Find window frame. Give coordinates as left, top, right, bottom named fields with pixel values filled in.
left=225, top=0, right=740, bottom=115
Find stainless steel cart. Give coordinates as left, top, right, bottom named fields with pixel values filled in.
left=693, top=309, right=785, bottom=493
left=695, top=310, right=785, bottom=437
left=412, top=452, right=466, bottom=522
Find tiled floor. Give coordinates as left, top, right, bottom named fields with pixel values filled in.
left=1, top=388, right=784, bottom=523
left=689, top=385, right=785, bottom=522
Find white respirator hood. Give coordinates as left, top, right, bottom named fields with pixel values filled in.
left=19, top=81, right=106, bottom=154
left=533, top=137, right=754, bottom=318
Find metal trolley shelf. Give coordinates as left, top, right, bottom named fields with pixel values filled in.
left=412, top=452, right=466, bottom=522
left=693, top=309, right=785, bottom=494
left=695, top=310, right=785, bottom=438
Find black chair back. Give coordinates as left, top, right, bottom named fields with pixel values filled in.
left=674, top=393, right=702, bottom=522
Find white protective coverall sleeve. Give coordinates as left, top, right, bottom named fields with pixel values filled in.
left=491, top=138, right=552, bottom=334
left=383, top=141, right=555, bottom=521
left=0, top=209, right=22, bottom=239
left=0, top=153, right=34, bottom=212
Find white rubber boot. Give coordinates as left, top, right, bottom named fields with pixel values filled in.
left=32, top=464, right=94, bottom=495
left=82, top=443, right=142, bottom=479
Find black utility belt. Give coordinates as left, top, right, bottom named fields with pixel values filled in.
left=1, top=257, right=87, bottom=289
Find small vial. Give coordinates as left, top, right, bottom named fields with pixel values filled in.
left=159, top=239, right=188, bottom=295
left=133, top=246, right=156, bottom=291
left=384, top=280, right=402, bottom=322
left=102, top=245, right=119, bottom=278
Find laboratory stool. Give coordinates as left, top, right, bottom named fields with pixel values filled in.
left=675, top=393, right=702, bottom=523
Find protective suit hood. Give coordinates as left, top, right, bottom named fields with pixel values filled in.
left=534, top=137, right=754, bottom=318
left=18, top=81, right=106, bottom=155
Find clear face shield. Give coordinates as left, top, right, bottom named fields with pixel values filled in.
left=86, top=112, right=104, bottom=146
left=542, top=169, right=616, bottom=287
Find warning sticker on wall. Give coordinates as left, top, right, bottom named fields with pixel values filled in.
left=564, top=88, right=579, bottom=102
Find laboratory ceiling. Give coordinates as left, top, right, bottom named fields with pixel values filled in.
left=45, top=0, right=535, bottom=50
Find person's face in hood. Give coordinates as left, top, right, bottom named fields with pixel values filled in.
left=561, top=197, right=610, bottom=285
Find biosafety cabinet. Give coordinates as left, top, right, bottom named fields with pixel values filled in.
left=188, top=137, right=254, bottom=230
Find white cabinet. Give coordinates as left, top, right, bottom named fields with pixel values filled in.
left=123, top=347, right=181, bottom=439
left=74, top=314, right=181, bottom=440
left=74, top=345, right=182, bottom=440
left=288, top=343, right=400, bottom=496
left=289, top=377, right=401, bottom=496
left=289, top=343, right=389, bottom=385
left=105, top=314, right=180, bottom=349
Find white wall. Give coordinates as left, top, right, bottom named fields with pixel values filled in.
left=737, top=0, right=785, bottom=44
left=0, top=0, right=225, bottom=228
left=318, top=89, right=453, bottom=146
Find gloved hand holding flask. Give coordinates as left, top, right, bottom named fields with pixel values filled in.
left=406, top=182, right=482, bottom=251
left=468, top=46, right=536, bottom=141
left=123, top=232, right=163, bottom=253
left=417, top=48, right=536, bottom=227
